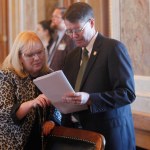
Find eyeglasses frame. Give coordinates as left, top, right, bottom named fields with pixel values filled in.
left=65, top=19, right=90, bottom=36
left=21, top=49, right=45, bottom=60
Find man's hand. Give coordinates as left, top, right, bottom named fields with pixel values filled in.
left=62, top=92, right=90, bottom=105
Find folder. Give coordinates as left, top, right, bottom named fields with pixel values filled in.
left=33, top=70, right=88, bottom=114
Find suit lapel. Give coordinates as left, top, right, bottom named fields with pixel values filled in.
left=80, top=34, right=104, bottom=90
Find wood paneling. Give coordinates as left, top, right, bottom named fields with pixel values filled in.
left=0, top=0, right=8, bottom=66
left=89, top=0, right=110, bottom=36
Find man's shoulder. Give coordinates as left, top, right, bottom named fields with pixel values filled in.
left=97, top=33, right=124, bottom=45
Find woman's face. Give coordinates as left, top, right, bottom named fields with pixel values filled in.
left=36, top=24, right=47, bottom=40
left=20, top=44, right=46, bottom=77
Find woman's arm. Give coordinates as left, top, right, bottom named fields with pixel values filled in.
left=16, top=94, right=51, bottom=120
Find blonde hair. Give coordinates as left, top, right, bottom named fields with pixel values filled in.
left=2, top=31, right=49, bottom=77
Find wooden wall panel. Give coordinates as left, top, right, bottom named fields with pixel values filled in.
left=0, top=0, right=8, bottom=66
left=88, top=0, right=110, bottom=36
left=8, top=0, right=46, bottom=51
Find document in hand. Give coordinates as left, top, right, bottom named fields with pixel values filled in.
left=33, top=70, right=88, bottom=114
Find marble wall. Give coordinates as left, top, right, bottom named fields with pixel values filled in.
left=120, top=0, right=150, bottom=76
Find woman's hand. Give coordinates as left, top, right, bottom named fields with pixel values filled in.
left=42, top=121, right=55, bottom=136
left=32, top=94, right=50, bottom=108
left=16, top=94, right=50, bottom=120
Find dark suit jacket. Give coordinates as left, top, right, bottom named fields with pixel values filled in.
left=62, top=33, right=136, bottom=150
left=50, top=34, right=76, bottom=71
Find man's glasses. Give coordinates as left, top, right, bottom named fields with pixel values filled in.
left=65, top=20, right=90, bottom=36
left=21, top=49, right=45, bottom=60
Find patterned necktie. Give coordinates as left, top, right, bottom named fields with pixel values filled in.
left=75, top=48, right=89, bottom=92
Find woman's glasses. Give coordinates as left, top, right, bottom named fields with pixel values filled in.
left=21, top=49, right=45, bottom=60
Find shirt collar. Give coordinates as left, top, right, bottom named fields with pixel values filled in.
left=82, top=32, right=98, bottom=57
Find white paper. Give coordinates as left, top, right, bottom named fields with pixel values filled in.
left=33, top=70, right=88, bottom=114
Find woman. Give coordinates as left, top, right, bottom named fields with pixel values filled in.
left=36, top=20, right=54, bottom=51
left=0, top=31, right=55, bottom=150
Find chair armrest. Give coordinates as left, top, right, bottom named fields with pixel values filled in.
left=45, top=126, right=105, bottom=150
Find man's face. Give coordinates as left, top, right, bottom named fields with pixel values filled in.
left=51, top=9, right=63, bottom=29
left=64, top=19, right=94, bottom=47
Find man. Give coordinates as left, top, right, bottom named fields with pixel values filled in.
left=48, top=7, right=75, bottom=71
left=61, top=2, right=136, bottom=150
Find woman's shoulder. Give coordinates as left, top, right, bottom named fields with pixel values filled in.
left=0, top=68, right=15, bottom=75
left=0, top=69, right=19, bottom=81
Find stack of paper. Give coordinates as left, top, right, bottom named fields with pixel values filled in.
left=33, top=70, right=87, bottom=114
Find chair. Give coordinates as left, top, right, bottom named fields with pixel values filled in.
left=45, top=126, right=105, bottom=150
